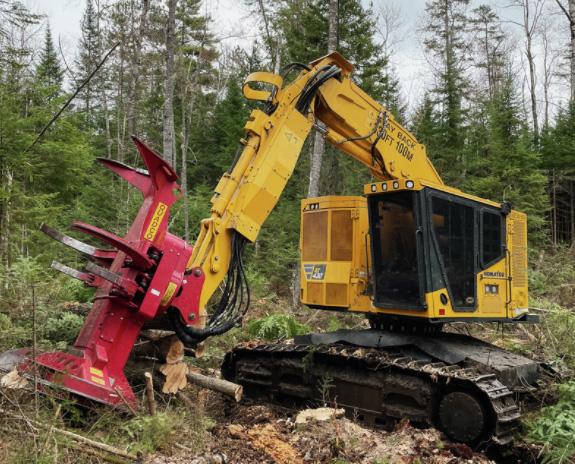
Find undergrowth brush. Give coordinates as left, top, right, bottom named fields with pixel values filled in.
left=527, top=381, right=575, bottom=463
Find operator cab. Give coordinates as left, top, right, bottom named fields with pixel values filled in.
left=365, top=179, right=528, bottom=322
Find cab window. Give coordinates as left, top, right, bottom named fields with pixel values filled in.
left=431, top=196, right=476, bottom=309
left=481, top=210, right=503, bottom=266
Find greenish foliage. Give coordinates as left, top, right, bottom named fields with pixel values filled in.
left=36, top=26, right=63, bottom=93
left=121, top=413, right=183, bottom=454
left=530, top=298, right=575, bottom=368
left=327, top=315, right=343, bottom=332
left=541, top=102, right=575, bottom=172
left=462, top=72, right=548, bottom=242
left=44, top=312, right=84, bottom=346
left=527, top=382, right=575, bottom=463
left=421, top=0, right=470, bottom=184
left=529, top=247, right=575, bottom=307
left=247, top=313, right=310, bottom=340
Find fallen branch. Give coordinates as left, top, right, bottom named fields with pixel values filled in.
left=0, top=425, right=132, bottom=464
left=0, top=407, right=137, bottom=461
left=186, top=370, right=243, bottom=402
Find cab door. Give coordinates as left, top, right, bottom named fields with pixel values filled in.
left=428, top=193, right=477, bottom=311
left=368, top=191, right=426, bottom=310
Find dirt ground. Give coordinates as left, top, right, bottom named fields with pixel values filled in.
left=146, top=400, right=513, bottom=464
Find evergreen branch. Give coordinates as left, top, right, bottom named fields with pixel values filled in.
left=24, top=41, right=120, bottom=154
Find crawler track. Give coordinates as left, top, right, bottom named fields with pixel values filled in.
left=222, top=342, right=522, bottom=445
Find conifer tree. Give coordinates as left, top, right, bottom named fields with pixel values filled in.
left=423, top=0, right=470, bottom=185
left=36, top=25, right=62, bottom=94
left=464, top=69, right=547, bottom=242
left=76, top=0, right=103, bottom=120
left=412, top=94, right=440, bottom=154
left=469, top=5, right=506, bottom=99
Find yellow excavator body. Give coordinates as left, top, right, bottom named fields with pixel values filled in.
left=300, top=179, right=529, bottom=324
left=184, top=50, right=531, bottom=329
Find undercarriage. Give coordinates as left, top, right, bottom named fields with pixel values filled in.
left=222, top=329, right=553, bottom=446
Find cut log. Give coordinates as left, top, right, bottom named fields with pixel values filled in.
left=160, top=362, right=188, bottom=394
left=158, top=335, right=189, bottom=393
left=0, top=369, right=29, bottom=389
left=186, top=371, right=243, bottom=402
left=164, top=336, right=185, bottom=364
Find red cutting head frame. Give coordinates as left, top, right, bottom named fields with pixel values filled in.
left=4, top=137, right=205, bottom=407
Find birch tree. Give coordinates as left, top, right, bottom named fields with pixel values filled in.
left=508, top=0, right=545, bottom=143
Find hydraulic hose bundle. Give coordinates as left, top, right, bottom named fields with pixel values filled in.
left=169, top=232, right=250, bottom=345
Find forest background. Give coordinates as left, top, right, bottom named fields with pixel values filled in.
left=1, top=0, right=575, bottom=461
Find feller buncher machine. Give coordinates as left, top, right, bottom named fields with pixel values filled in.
left=0, top=53, right=549, bottom=445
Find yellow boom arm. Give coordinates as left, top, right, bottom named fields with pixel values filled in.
left=183, top=52, right=443, bottom=338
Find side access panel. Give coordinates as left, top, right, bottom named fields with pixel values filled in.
left=300, top=196, right=371, bottom=311
left=506, top=211, right=529, bottom=318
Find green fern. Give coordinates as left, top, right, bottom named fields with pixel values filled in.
left=247, top=314, right=310, bottom=341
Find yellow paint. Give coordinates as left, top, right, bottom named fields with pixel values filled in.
left=89, top=367, right=104, bottom=377
left=300, top=196, right=370, bottom=309
left=242, top=71, right=283, bottom=103
left=91, top=376, right=106, bottom=386
left=161, top=282, right=178, bottom=306
left=364, top=178, right=502, bottom=209
left=144, top=202, right=167, bottom=241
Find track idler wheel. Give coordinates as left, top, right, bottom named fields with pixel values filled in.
left=438, top=391, right=487, bottom=444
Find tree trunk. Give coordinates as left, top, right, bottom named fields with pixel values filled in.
left=163, top=0, right=177, bottom=167
left=571, top=180, right=575, bottom=245
left=569, top=0, right=575, bottom=102
left=542, top=23, right=552, bottom=129
left=522, top=0, right=539, bottom=143
left=0, top=168, right=13, bottom=267
left=126, top=0, right=148, bottom=147
left=299, top=0, right=339, bottom=306
left=308, top=132, right=324, bottom=198
left=257, top=0, right=276, bottom=68
left=102, top=90, right=112, bottom=159
left=328, top=0, right=338, bottom=52
left=181, top=100, right=190, bottom=242
left=307, top=0, right=338, bottom=198
left=552, top=170, right=557, bottom=246
left=526, top=34, right=539, bottom=142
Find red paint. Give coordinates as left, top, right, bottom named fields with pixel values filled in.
left=439, top=308, right=446, bottom=315
left=16, top=137, right=200, bottom=408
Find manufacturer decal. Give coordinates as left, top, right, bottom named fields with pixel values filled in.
left=284, top=129, right=301, bottom=146
left=144, top=202, right=167, bottom=241
left=303, top=264, right=326, bottom=280
left=160, top=282, right=178, bottom=306
left=484, top=271, right=505, bottom=278
left=91, top=376, right=106, bottom=386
